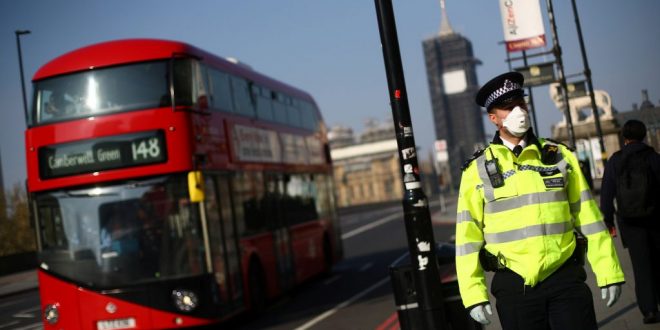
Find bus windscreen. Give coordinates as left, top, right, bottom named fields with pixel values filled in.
left=35, top=175, right=206, bottom=288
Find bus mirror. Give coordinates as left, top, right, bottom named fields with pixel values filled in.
left=188, top=171, right=205, bottom=202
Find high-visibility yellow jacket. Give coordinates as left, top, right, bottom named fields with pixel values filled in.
left=455, top=134, right=625, bottom=308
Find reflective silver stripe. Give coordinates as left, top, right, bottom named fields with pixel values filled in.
left=476, top=155, right=494, bottom=201
left=581, top=189, right=593, bottom=201
left=484, top=221, right=573, bottom=244
left=570, top=189, right=594, bottom=213
left=397, top=302, right=419, bottom=310
left=455, top=242, right=483, bottom=256
left=544, top=140, right=568, bottom=181
left=577, top=221, right=607, bottom=236
left=556, top=157, right=568, bottom=179
left=485, top=190, right=567, bottom=214
left=457, top=210, right=475, bottom=224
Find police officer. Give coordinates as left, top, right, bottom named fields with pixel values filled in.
left=454, top=72, right=625, bottom=329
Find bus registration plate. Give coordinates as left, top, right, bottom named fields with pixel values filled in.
left=97, top=317, right=136, bottom=330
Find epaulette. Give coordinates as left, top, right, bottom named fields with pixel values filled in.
left=544, top=138, right=574, bottom=152
left=461, top=148, right=485, bottom=171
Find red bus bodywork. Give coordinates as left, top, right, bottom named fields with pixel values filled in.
left=27, top=39, right=342, bottom=329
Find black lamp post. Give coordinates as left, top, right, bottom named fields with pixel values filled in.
left=570, top=0, right=607, bottom=163
left=15, top=30, right=31, bottom=122
left=545, top=0, right=576, bottom=149
left=374, top=1, right=448, bottom=328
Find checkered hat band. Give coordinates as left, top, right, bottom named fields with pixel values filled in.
left=484, top=81, right=522, bottom=108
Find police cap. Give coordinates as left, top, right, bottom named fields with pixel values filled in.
left=475, top=72, right=525, bottom=111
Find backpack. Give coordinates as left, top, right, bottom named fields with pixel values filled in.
left=614, top=146, right=656, bottom=219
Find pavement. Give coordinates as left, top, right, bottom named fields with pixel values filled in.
left=1, top=193, right=659, bottom=329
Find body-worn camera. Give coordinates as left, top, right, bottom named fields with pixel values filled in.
left=485, top=156, right=504, bottom=188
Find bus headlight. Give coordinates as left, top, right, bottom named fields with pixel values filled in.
left=171, top=289, right=198, bottom=312
left=44, top=304, right=59, bottom=324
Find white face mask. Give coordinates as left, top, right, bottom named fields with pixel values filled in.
left=502, top=106, right=530, bottom=137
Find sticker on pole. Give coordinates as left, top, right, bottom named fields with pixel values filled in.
left=401, top=147, right=416, bottom=160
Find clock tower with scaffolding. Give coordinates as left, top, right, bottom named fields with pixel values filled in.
left=423, top=0, right=485, bottom=189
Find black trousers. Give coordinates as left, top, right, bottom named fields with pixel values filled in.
left=619, top=220, right=660, bottom=315
left=491, top=259, right=597, bottom=330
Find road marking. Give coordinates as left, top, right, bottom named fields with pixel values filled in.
left=343, top=206, right=402, bottom=226
left=0, top=295, right=33, bottom=309
left=13, top=306, right=40, bottom=318
left=341, top=213, right=402, bottom=240
left=13, top=314, right=34, bottom=318
left=0, top=321, right=20, bottom=329
left=0, top=301, right=14, bottom=309
left=341, top=201, right=442, bottom=240
left=293, top=276, right=390, bottom=330
left=392, top=252, right=408, bottom=264
left=322, top=275, right=341, bottom=286
left=372, top=252, right=412, bottom=330
left=375, top=311, right=399, bottom=330
left=359, top=262, right=373, bottom=272
left=11, top=323, right=42, bottom=330
left=298, top=201, right=444, bottom=329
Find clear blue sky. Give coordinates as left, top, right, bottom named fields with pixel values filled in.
left=1, top=0, right=659, bottom=190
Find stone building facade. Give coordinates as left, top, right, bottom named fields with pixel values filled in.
left=328, top=122, right=438, bottom=208
left=552, top=89, right=660, bottom=179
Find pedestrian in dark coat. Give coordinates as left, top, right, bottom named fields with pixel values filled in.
left=600, top=119, right=660, bottom=324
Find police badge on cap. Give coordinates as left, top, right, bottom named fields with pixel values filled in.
left=475, top=72, right=525, bottom=111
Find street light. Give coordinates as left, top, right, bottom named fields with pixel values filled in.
left=546, top=0, right=577, bottom=149
left=15, top=30, right=31, bottom=123
left=374, top=1, right=448, bottom=328
left=570, top=0, right=607, bottom=164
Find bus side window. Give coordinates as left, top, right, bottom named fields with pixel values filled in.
left=300, top=101, right=319, bottom=132
left=283, top=174, right=318, bottom=225
left=230, top=76, right=255, bottom=118
left=271, top=92, right=287, bottom=124
left=193, top=62, right=210, bottom=110
left=286, top=97, right=302, bottom=128
left=209, top=69, right=234, bottom=113
left=314, top=174, right=332, bottom=219
left=254, top=85, right=274, bottom=121
left=173, top=59, right=194, bottom=106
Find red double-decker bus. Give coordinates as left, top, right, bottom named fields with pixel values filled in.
left=25, top=39, right=342, bottom=329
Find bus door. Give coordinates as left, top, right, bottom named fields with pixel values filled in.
left=204, top=175, right=244, bottom=310
left=267, top=173, right=295, bottom=290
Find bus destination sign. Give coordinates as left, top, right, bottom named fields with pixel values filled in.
left=39, top=130, right=167, bottom=179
